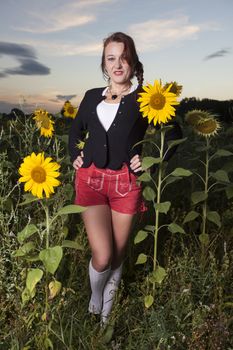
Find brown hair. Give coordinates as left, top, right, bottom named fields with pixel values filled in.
left=101, top=32, right=144, bottom=86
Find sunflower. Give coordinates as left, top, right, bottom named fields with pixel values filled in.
left=185, top=110, right=221, bottom=137
left=185, top=109, right=210, bottom=126
left=163, top=81, right=183, bottom=97
left=137, top=80, right=180, bottom=125
left=194, top=117, right=221, bottom=138
left=19, top=152, right=61, bottom=198
left=33, top=109, right=54, bottom=138
left=62, top=101, right=77, bottom=119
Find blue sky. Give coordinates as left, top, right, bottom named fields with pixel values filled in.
left=0, top=0, right=232, bottom=113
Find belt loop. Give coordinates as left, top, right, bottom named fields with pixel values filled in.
left=127, top=165, right=132, bottom=184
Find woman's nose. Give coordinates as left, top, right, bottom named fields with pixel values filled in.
left=115, top=58, right=122, bottom=68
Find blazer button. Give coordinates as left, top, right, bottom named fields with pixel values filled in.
left=118, top=111, right=122, bottom=114
left=121, top=101, right=125, bottom=104
left=104, top=144, right=106, bottom=147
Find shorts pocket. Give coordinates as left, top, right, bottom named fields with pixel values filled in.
left=87, top=169, right=104, bottom=191
left=115, top=173, right=132, bottom=197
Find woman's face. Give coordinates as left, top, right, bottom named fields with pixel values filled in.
left=104, top=41, right=131, bottom=86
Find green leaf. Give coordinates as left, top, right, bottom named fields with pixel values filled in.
left=135, top=253, right=147, bottom=265
left=168, top=223, right=185, bottom=234
left=196, top=145, right=211, bottom=152
left=199, top=233, right=209, bottom=246
left=212, top=149, right=233, bottom=158
left=170, top=168, right=192, bottom=177
left=144, top=225, right=154, bottom=232
left=191, top=191, right=207, bottom=204
left=142, top=156, right=162, bottom=170
left=167, top=137, right=187, bottom=150
left=134, top=230, right=148, bottom=244
left=143, top=186, right=156, bottom=201
left=144, top=295, right=154, bottom=308
left=44, top=337, right=53, bottom=350
left=39, top=246, right=63, bottom=274
left=183, top=211, right=200, bottom=224
left=12, top=242, right=36, bottom=257
left=26, top=268, right=43, bottom=294
left=211, top=170, right=230, bottom=183
left=154, top=201, right=171, bottom=214
left=137, top=172, right=152, bottom=182
left=206, top=211, right=221, bottom=228
left=19, top=193, right=40, bottom=206
left=164, top=176, right=182, bottom=186
left=150, top=266, right=167, bottom=284
left=56, top=204, right=86, bottom=216
left=17, top=224, right=38, bottom=244
left=22, top=288, right=31, bottom=305
left=226, top=185, right=233, bottom=199
left=62, top=240, right=84, bottom=250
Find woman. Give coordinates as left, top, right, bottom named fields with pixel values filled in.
left=69, top=32, right=181, bottom=324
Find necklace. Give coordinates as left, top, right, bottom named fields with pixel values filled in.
left=109, top=83, right=132, bottom=100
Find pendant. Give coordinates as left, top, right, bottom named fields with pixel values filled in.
left=111, top=94, right=118, bottom=100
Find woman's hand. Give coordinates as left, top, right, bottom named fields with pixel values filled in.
left=73, top=151, right=84, bottom=170
left=130, top=154, right=142, bottom=173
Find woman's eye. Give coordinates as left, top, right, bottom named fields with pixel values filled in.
left=107, top=57, right=115, bottom=61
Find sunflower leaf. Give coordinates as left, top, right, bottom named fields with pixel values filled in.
left=134, top=230, right=148, bottom=244
left=56, top=204, right=86, bottom=216
left=135, top=253, right=147, bottom=265
left=17, top=224, right=39, bottom=244
left=39, top=246, right=63, bottom=274
left=170, top=168, right=192, bottom=177
left=142, top=156, right=162, bottom=170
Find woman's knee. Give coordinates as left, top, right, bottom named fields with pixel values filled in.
left=92, top=254, right=112, bottom=272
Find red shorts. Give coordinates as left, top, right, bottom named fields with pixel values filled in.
left=74, top=163, right=145, bottom=214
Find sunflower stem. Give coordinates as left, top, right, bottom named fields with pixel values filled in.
left=153, top=125, right=165, bottom=293
left=43, top=203, right=50, bottom=338
left=201, top=137, right=210, bottom=267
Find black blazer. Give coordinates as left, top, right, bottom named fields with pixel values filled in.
left=68, top=86, right=182, bottom=170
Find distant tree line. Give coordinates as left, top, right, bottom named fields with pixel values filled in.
left=1, top=98, right=233, bottom=124
left=176, top=97, right=233, bottom=123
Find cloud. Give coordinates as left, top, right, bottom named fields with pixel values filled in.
left=0, top=42, right=36, bottom=58
left=55, top=94, right=77, bottom=101
left=128, top=16, right=215, bottom=52
left=0, top=42, right=50, bottom=78
left=15, top=0, right=114, bottom=33
left=204, top=48, right=231, bottom=60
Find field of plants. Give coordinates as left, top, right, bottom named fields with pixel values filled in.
left=0, top=99, right=233, bottom=349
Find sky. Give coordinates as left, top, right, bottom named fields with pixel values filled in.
left=0, top=0, right=232, bottom=114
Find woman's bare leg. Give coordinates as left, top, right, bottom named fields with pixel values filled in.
left=82, top=205, right=113, bottom=314
left=82, top=204, right=113, bottom=271
left=101, top=209, right=135, bottom=323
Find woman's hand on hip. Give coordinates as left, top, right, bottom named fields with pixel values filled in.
left=73, top=151, right=84, bottom=170
left=130, top=154, right=142, bottom=173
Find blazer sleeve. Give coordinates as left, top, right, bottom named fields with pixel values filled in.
left=68, top=91, right=88, bottom=163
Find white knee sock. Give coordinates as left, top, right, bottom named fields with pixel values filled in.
left=88, top=259, right=111, bottom=314
left=101, top=264, right=123, bottom=324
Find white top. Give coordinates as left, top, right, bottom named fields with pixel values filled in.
left=96, top=84, right=138, bottom=131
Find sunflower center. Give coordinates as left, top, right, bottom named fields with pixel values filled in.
left=196, top=119, right=217, bottom=134
left=31, top=166, right=46, bottom=183
left=150, top=93, right=166, bottom=110
left=35, top=113, right=50, bottom=129
left=67, top=106, right=74, bottom=114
